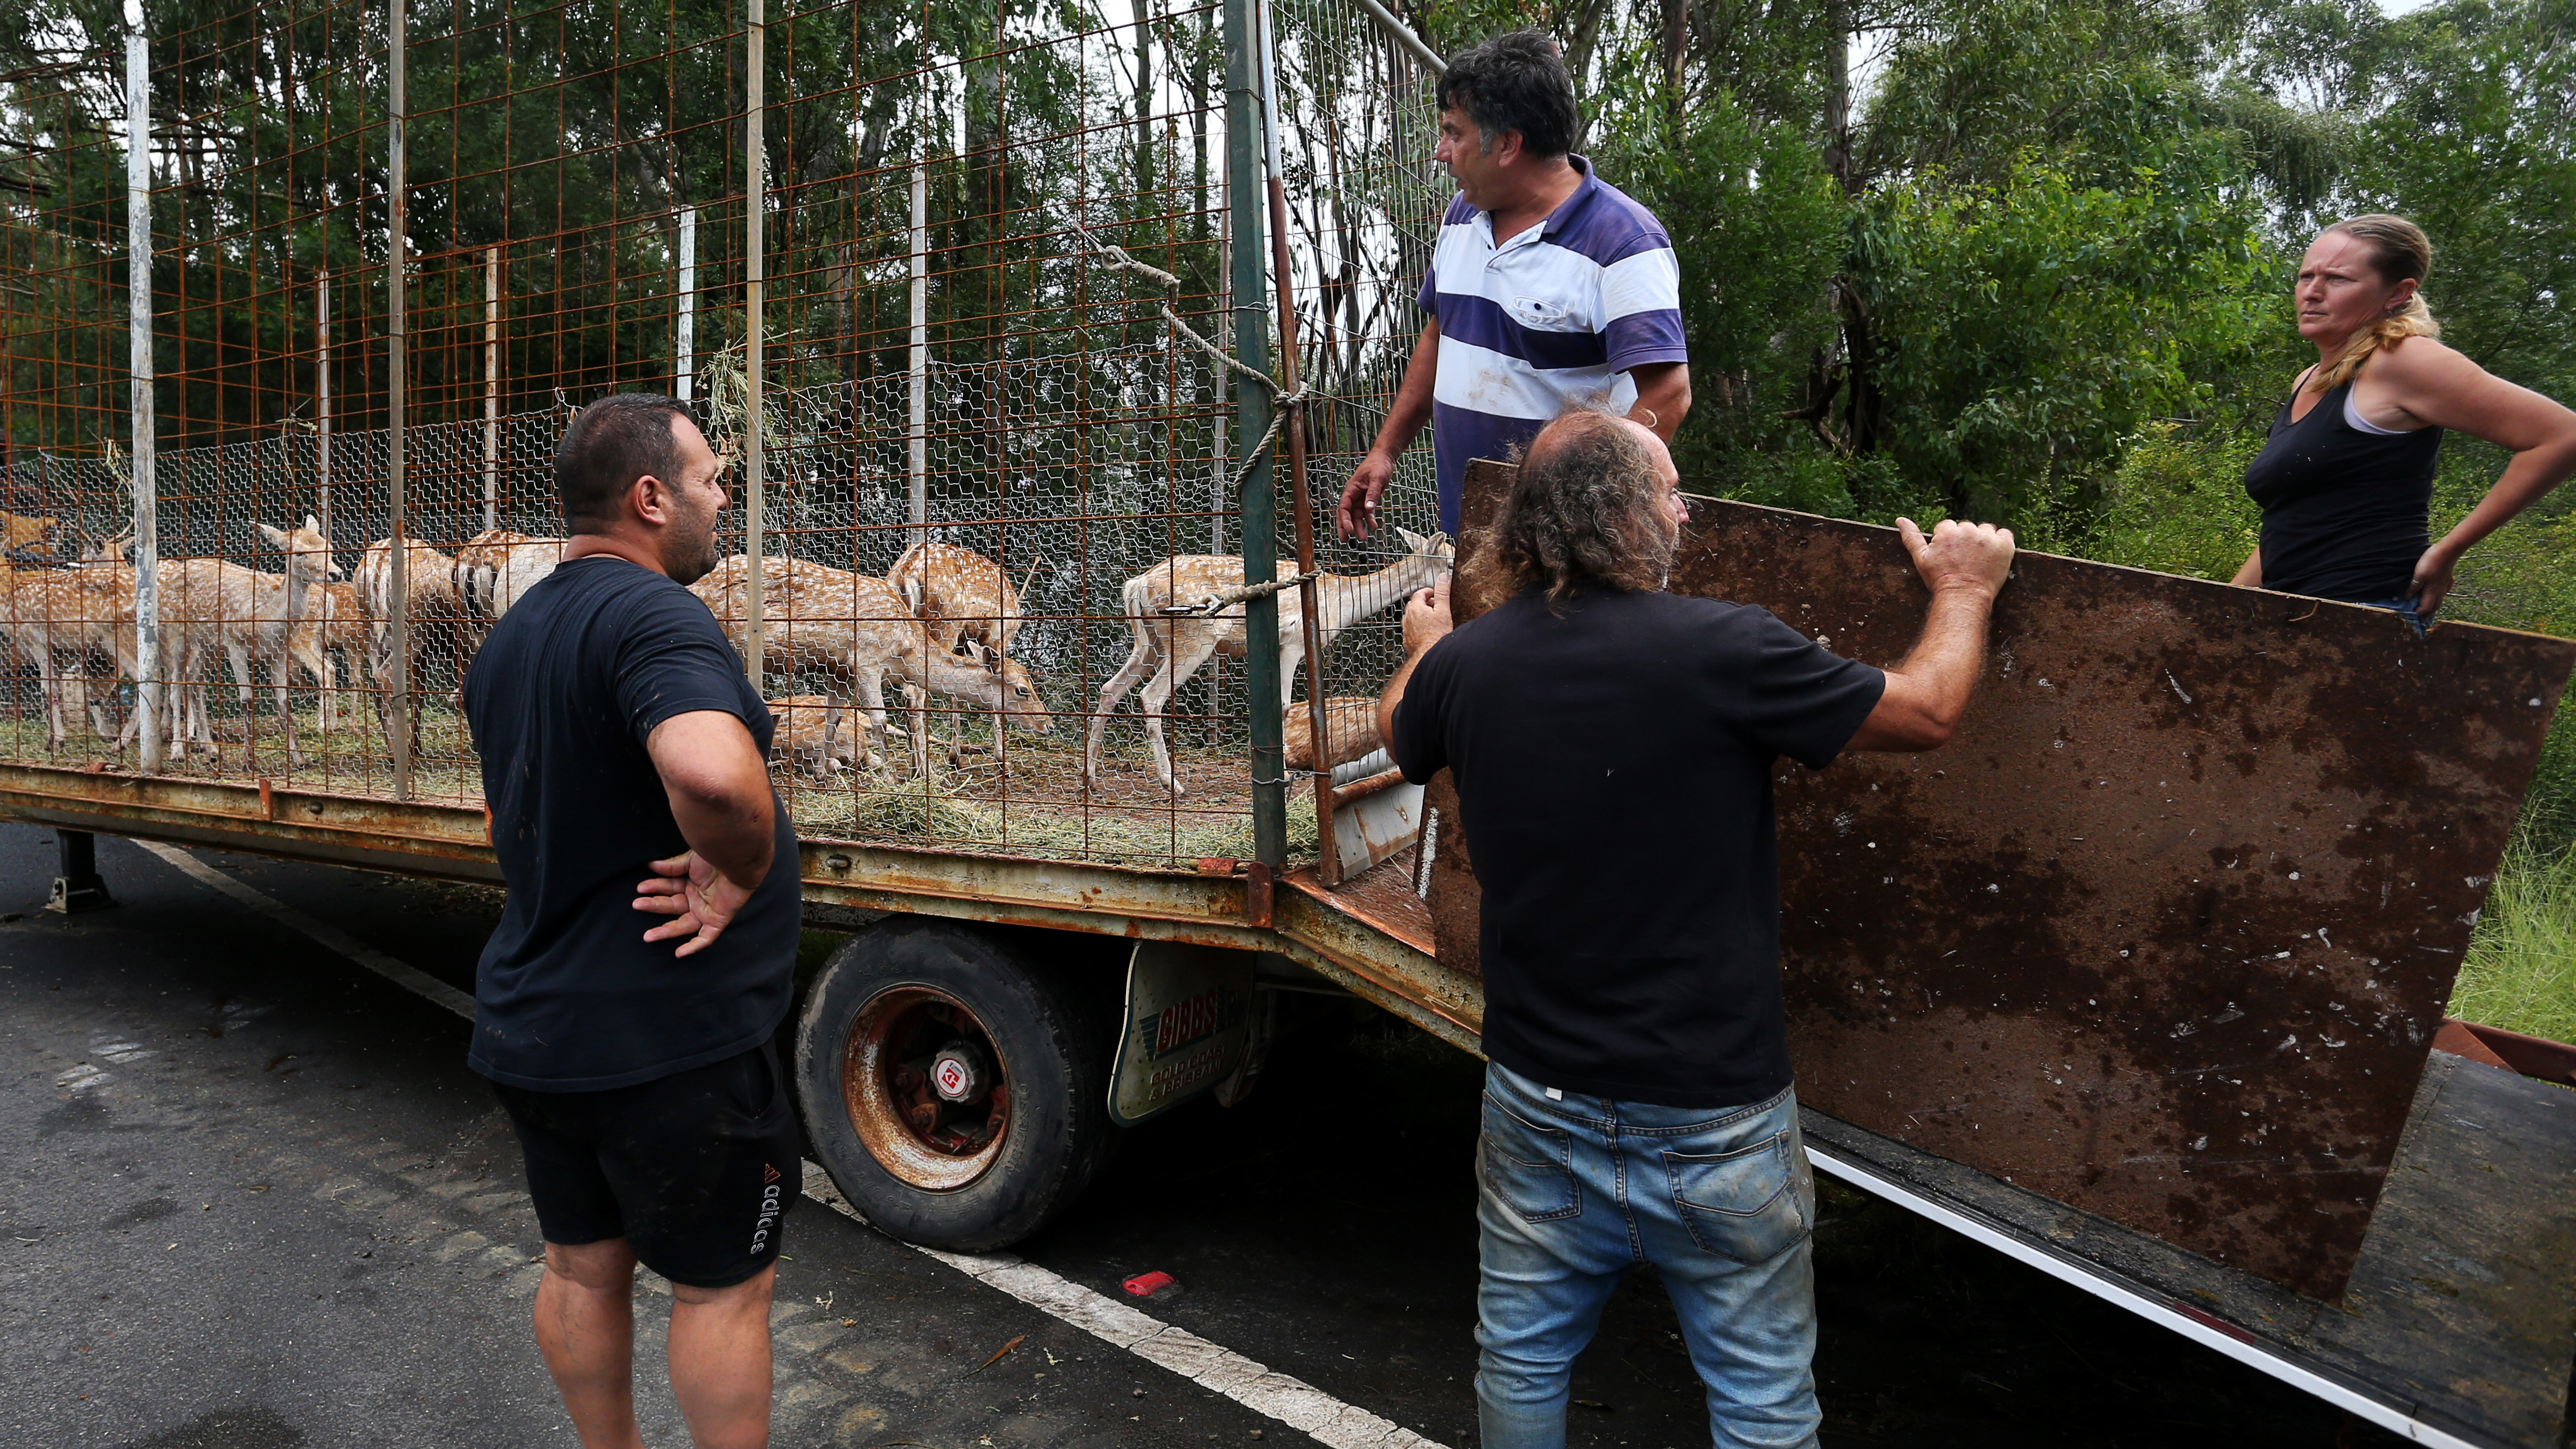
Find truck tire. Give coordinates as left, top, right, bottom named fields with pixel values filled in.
left=795, top=917, right=1117, bottom=1251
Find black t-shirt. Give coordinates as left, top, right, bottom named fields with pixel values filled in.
left=1391, top=586, right=1886, bottom=1108
left=463, top=554, right=801, bottom=1092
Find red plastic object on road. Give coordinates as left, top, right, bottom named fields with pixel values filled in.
left=1122, top=1271, right=1178, bottom=1299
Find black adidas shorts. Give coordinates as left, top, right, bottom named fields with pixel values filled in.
left=491, top=1041, right=801, bottom=1289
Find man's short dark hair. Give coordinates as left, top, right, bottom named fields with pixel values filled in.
left=1438, top=29, right=1578, bottom=159
left=555, top=393, right=702, bottom=532
left=1473, top=408, right=1670, bottom=608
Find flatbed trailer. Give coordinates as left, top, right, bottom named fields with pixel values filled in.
left=6, top=758, right=2572, bottom=1449
left=2, top=0, right=2568, bottom=1436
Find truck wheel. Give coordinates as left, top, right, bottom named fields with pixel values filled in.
left=796, top=917, right=1116, bottom=1252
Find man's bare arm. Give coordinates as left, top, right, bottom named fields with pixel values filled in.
left=634, top=709, right=775, bottom=956
left=1845, top=518, right=2015, bottom=752
left=1377, top=575, right=1454, bottom=753
left=1338, top=320, right=1442, bottom=538
left=1628, top=361, right=1690, bottom=441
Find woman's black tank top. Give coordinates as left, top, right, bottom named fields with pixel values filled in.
left=2242, top=369, right=2441, bottom=602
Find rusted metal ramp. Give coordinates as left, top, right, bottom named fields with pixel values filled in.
left=1291, top=842, right=2576, bottom=1445
left=1805, top=1051, right=2576, bottom=1449
left=1395, top=463, right=2576, bottom=1445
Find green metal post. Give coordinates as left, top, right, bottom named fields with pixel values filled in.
left=1224, top=0, right=1285, bottom=871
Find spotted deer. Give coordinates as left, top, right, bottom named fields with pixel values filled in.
left=887, top=539, right=1044, bottom=763
left=287, top=579, right=369, bottom=730
left=767, top=694, right=869, bottom=781
left=690, top=555, right=1052, bottom=778
left=1282, top=696, right=1386, bottom=774
left=452, top=528, right=565, bottom=630
left=1084, top=527, right=1450, bottom=795
left=149, top=516, right=340, bottom=768
left=0, top=531, right=140, bottom=749
left=354, top=535, right=472, bottom=760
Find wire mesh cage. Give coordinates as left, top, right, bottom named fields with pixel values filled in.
left=0, top=0, right=1448, bottom=875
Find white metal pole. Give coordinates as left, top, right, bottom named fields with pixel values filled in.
left=742, top=0, right=765, bottom=695
left=124, top=0, right=160, bottom=776
left=1211, top=184, right=1230, bottom=555
left=908, top=160, right=927, bottom=552
left=387, top=0, right=412, bottom=798
left=675, top=205, right=697, bottom=402
left=317, top=269, right=331, bottom=547
left=482, top=247, right=499, bottom=531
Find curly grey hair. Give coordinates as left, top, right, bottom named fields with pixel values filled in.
left=1479, top=408, right=1673, bottom=608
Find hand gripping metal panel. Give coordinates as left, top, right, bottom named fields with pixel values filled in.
left=1431, top=461, right=2576, bottom=1300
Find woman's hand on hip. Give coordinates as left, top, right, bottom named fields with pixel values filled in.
left=2409, top=544, right=2459, bottom=617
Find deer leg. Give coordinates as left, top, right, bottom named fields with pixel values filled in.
left=1140, top=631, right=1217, bottom=798
left=270, top=653, right=304, bottom=770
left=38, top=644, right=69, bottom=751
left=1277, top=625, right=1307, bottom=722
left=1085, top=632, right=1160, bottom=785
left=851, top=671, right=889, bottom=774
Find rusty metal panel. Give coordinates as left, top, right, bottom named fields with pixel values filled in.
left=1431, top=462, right=2576, bottom=1299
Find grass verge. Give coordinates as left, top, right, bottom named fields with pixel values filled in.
left=2454, top=835, right=2576, bottom=1046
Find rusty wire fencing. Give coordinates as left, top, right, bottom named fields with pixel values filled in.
left=0, top=0, right=1446, bottom=873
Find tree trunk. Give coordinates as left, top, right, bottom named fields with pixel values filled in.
left=1661, top=0, right=1687, bottom=127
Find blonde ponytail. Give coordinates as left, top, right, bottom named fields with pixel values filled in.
left=2312, top=214, right=2440, bottom=391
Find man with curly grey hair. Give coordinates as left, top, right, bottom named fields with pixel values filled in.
left=1377, top=409, right=2013, bottom=1449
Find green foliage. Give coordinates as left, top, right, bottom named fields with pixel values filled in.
left=2344, top=0, right=2576, bottom=403
left=2454, top=834, right=2576, bottom=1045
left=1594, top=87, right=1845, bottom=483
left=2085, top=422, right=2267, bottom=581
left=1852, top=149, right=2278, bottom=528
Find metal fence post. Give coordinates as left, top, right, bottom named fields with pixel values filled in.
left=1225, top=0, right=1285, bottom=872
left=482, top=247, right=499, bottom=531
left=676, top=205, right=696, bottom=401
left=386, top=0, right=413, bottom=799
left=124, top=0, right=161, bottom=777
left=742, top=0, right=766, bottom=695
left=909, top=158, right=928, bottom=555
left=1255, top=0, right=1337, bottom=883
left=317, top=269, right=331, bottom=548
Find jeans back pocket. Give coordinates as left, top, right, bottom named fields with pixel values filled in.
left=1481, top=1095, right=1581, bottom=1222
left=1662, top=1129, right=1809, bottom=1264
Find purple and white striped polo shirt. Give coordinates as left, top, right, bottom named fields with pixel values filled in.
left=1416, top=156, right=1687, bottom=533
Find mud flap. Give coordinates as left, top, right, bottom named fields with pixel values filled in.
left=1107, top=941, right=1258, bottom=1127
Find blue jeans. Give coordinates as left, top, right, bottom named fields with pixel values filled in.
left=1476, top=1062, right=1820, bottom=1449
left=2357, top=596, right=2427, bottom=637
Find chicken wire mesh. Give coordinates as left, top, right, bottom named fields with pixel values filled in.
left=0, top=0, right=1449, bottom=873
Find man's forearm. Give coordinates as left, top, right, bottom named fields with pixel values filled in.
left=1846, top=583, right=1999, bottom=751
left=1628, top=362, right=1690, bottom=441
left=667, top=783, right=775, bottom=887
left=1366, top=323, right=1441, bottom=460
left=1895, top=586, right=1996, bottom=725
left=1375, top=650, right=1426, bottom=758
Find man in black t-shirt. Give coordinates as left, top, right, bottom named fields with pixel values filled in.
left=464, top=393, right=799, bottom=1449
left=1381, top=410, right=2013, bottom=1449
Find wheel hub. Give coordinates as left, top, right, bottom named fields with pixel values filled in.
left=843, top=986, right=1011, bottom=1191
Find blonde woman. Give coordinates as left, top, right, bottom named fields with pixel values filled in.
left=2237, top=214, right=2576, bottom=629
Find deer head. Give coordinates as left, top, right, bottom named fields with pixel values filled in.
left=926, top=643, right=1055, bottom=736
left=1394, top=526, right=1455, bottom=570
left=258, top=514, right=340, bottom=583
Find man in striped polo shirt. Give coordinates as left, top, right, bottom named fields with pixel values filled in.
left=1336, top=28, right=1691, bottom=540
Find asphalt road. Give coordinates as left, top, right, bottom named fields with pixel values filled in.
left=0, top=821, right=2398, bottom=1448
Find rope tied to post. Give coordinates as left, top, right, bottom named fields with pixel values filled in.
left=1068, top=219, right=1308, bottom=495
